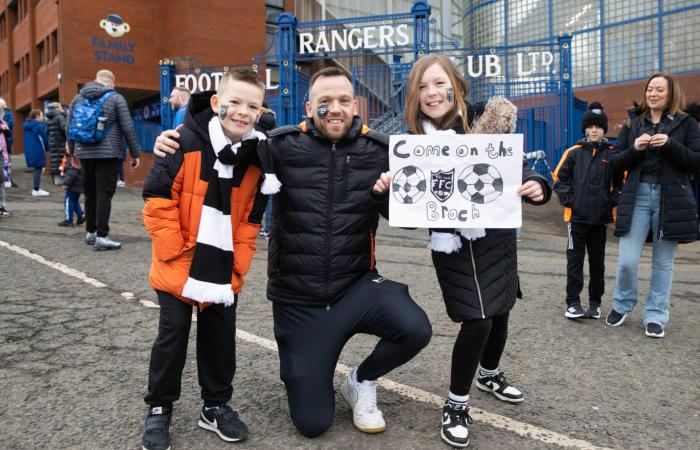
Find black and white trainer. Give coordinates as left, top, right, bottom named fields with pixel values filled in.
left=565, top=303, right=587, bottom=319
left=587, top=304, right=601, bottom=319
left=645, top=323, right=665, bottom=338
left=142, top=406, right=172, bottom=450
left=198, top=405, right=248, bottom=442
left=605, top=309, right=627, bottom=327
left=441, top=400, right=473, bottom=448
left=476, top=372, right=524, bottom=404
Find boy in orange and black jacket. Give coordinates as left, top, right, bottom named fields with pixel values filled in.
left=553, top=102, right=623, bottom=320
left=140, top=69, right=267, bottom=450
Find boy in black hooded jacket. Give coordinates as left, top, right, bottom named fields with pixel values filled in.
left=553, top=102, right=623, bottom=319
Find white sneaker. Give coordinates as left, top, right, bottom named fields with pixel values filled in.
left=85, top=232, right=97, bottom=245
left=32, top=188, right=50, bottom=197
left=340, top=369, right=385, bottom=433
left=116, top=180, right=126, bottom=188
left=94, top=236, right=122, bottom=251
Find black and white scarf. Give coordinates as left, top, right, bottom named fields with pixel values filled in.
left=181, top=117, right=265, bottom=305
left=422, top=119, right=486, bottom=254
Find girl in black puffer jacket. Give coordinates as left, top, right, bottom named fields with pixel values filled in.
left=399, top=55, right=551, bottom=448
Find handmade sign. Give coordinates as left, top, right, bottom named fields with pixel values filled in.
left=388, top=134, right=523, bottom=228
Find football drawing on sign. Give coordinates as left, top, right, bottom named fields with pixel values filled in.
left=457, top=163, right=504, bottom=204
left=392, top=165, right=427, bottom=204
left=430, top=169, right=454, bottom=202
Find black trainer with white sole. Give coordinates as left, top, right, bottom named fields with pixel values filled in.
left=142, top=406, right=171, bottom=450
left=565, top=303, right=586, bottom=319
left=441, top=400, right=473, bottom=448
left=198, top=405, right=248, bottom=442
left=476, top=372, right=524, bottom=403
left=605, top=309, right=627, bottom=326
left=587, top=304, right=601, bottom=319
left=645, top=323, right=665, bottom=338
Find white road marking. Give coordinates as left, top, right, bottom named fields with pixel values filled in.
left=236, top=330, right=610, bottom=450
left=140, top=300, right=159, bottom=308
left=3, top=241, right=612, bottom=450
left=0, top=239, right=107, bottom=288
left=121, top=292, right=135, bottom=299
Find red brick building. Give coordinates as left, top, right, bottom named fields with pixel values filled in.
left=0, top=0, right=291, bottom=182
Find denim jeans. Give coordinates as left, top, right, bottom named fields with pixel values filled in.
left=262, top=197, right=273, bottom=233
left=612, top=182, right=677, bottom=327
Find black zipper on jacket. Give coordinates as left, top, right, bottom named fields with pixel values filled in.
left=342, top=154, right=350, bottom=199
left=659, top=158, right=665, bottom=240
left=468, top=240, right=486, bottom=319
left=654, top=122, right=666, bottom=241
left=323, top=143, right=337, bottom=301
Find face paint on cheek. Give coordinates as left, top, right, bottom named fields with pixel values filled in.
left=219, top=105, right=229, bottom=121
left=446, top=87, right=454, bottom=103
left=317, top=104, right=328, bottom=119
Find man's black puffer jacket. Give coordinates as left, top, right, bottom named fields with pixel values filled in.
left=611, top=109, right=700, bottom=243
left=260, top=117, right=389, bottom=306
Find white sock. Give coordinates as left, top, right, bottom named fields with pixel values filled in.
left=448, top=391, right=469, bottom=405
left=479, top=365, right=499, bottom=378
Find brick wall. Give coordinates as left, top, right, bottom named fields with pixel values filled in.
left=575, top=72, right=700, bottom=138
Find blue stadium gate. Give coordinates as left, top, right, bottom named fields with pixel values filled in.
left=158, top=0, right=585, bottom=178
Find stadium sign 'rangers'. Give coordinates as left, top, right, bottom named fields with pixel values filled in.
left=388, top=134, right=524, bottom=228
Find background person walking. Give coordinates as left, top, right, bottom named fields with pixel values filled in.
left=67, top=69, right=141, bottom=251
left=23, top=109, right=49, bottom=197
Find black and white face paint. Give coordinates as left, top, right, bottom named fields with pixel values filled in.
left=219, top=104, right=229, bottom=121
left=446, top=87, right=454, bottom=103
left=317, top=103, right=329, bottom=119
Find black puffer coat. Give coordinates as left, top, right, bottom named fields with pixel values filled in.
left=46, top=107, right=67, bottom=175
left=431, top=122, right=552, bottom=322
left=610, top=109, right=700, bottom=243
left=552, top=139, right=623, bottom=225
left=260, top=117, right=389, bottom=306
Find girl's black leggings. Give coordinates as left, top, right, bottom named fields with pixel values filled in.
left=450, top=312, right=509, bottom=396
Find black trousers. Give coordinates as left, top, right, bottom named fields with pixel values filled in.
left=273, top=272, right=432, bottom=438
left=450, top=312, right=509, bottom=396
left=144, top=291, right=238, bottom=409
left=565, top=222, right=607, bottom=306
left=81, top=158, right=120, bottom=237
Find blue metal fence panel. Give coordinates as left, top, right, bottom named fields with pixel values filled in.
left=133, top=120, right=162, bottom=154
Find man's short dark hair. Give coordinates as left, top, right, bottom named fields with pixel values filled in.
left=309, top=66, right=352, bottom=91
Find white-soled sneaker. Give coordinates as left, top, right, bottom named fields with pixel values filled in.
left=85, top=232, right=97, bottom=245
left=32, top=188, right=50, bottom=196
left=441, top=400, right=472, bottom=448
left=476, top=371, right=524, bottom=404
left=340, top=369, right=385, bottom=433
left=645, top=323, right=665, bottom=338
left=565, top=303, right=586, bottom=319
left=94, top=236, right=122, bottom=251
